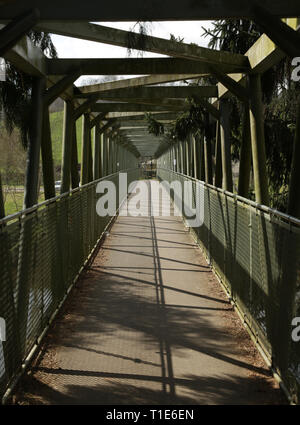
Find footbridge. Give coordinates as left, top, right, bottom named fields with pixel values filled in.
left=0, top=1, right=299, bottom=405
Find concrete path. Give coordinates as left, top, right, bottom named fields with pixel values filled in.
left=17, top=180, right=284, bottom=405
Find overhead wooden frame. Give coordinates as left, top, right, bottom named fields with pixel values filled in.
left=46, top=57, right=249, bottom=76
left=0, top=0, right=298, bottom=21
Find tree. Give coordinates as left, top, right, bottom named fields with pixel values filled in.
left=203, top=19, right=299, bottom=211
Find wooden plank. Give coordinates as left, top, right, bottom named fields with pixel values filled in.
left=92, top=103, right=183, bottom=112
left=46, top=57, right=247, bottom=76
left=79, top=74, right=207, bottom=95
left=76, top=85, right=218, bottom=99
left=36, top=21, right=248, bottom=68
left=0, top=0, right=298, bottom=21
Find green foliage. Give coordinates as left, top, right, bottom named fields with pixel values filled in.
left=173, top=101, right=206, bottom=141
left=50, top=111, right=83, bottom=166
left=145, top=113, right=165, bottom=137
left=147, top=97, right=207, bottom=158
left=202, top=19, right=261, bottom=54
left=127, top=22, right=152, bottom=57
left=203, top=19, right=300, bottom=211
left=170, top=34, right=184, bottom=43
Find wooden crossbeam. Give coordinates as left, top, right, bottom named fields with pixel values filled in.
left=44, top=69, right=82, bottom=105
left=0, top=9, right=40, bottom=57
left=216, top=18, right=299, bottom=101
left=36, top=21, right=248, bottom=68
left=79, top=75, right=207, bottom=95
left=92, top=103, right=183, bottom=113
left=46, top=57, right=248, bottom=76
left=110, top=112, right=179, bottom=120
left=0, top=1, right=298, bottom=21
left=209, top=66, right=249, bottom=102
left=252, top=3, right=300, bottom=58
left=76, top=85, right=218, bottom=100
left=2, top=24, right=46, bottom=76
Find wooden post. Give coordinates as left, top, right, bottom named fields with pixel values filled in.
left=88, top=127, right=93, bottom=182
left=196, top=133, right=205, bottom=182
left=189, top=134, right=194, bottom=177
left=106, top=135, right=110, bottom=175
left=102, top=131, right=107, bottom=176
left=220, top=98, right=233, bottom=192
left=179, top=142, right=184, bottom=174
left=81, top=113, right=90, bottom=185
left=24, top=76, right=46, bottom=209
left=238, top=102, right=252, bottom=198
left=192, top=135, right=197, bottom=179
left=248, top=74, right=270, bottom=205
left=204, top=114, right=213, bottom=184
left=214, top=120, right=222, bottom=188
left=99, top=131, right=104, bottom=177
left=61, top=100, right=74, bottom=194
left=71, top=121, right=80, bottom=188
left=175, top=143, right=179, bottom=172
left=41, top=106, right=55, bottom=199
left=93, top=122, right=101, bottom=180
left=185, top=138, right=190, bottom=176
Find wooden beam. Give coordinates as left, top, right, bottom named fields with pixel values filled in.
left=108, top=112, right=179, bottom=120
left=0, top=1, right=298, bottom=21
left=79, top=74, right=209, bottom=95
left=0, top=9, right=40, bottom=57
left=81, top=114, right=91, bottom=185
left=252, top=3, right=300, bottom=58
left=41, top=106, right=56, bottom=199
left=90, top=112, right=107, bottom=128
left=61, top=100, right=74, bottom=194
left=47, top=58, right=247, bottom=76
left=210, top=65, right=249, bottom=102
left=219, top=99, right=233, bottom=192
left=92, top=103, right=182, bottom=112
left=197, top=98, right=220, bottom=120
left=73, top=95, right=99, bottom=120
left=23, top=77, right=46, bottom=208
left=44, top=69, right=81, bottom=105
left=248, top=74, right=270, bottom=206
left=36, top=21, right=249, bottom=68
left=95, top=98, right=190, bottom=110
left=238, top=103, right=252, bottom=197
left=216, top=18, right=299, bottom=101
left=76, top=85, right=218, bottom=99
left=2, top=26, right=46, bottom=76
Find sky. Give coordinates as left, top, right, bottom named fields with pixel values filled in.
left=50, top=20, right=214, bottom=85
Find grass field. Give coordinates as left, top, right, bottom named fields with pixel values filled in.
left=4, top=191, right=46, bottom=216
left=50, top=111, right=83, bottom=166
left=2, top=110, right=85, bottom=217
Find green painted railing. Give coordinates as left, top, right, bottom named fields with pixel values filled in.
left=0, top=169, right=140, bottom=402
left=157, top=168, right=300, bottom=404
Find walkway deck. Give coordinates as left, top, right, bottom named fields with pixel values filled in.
left=16, top=181, right=284, bottom=405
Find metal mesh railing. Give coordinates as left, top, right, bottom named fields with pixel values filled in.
left=157, top=168, right=300, bottom=404
left=0, top=169, right=140, bottom=400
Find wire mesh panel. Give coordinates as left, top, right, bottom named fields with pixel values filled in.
left=157, top=167, right=300, bottom=404
left=0, top=168, right=140, bottom=400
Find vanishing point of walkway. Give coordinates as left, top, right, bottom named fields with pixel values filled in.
left=16, top=181, right=284, bottom=405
